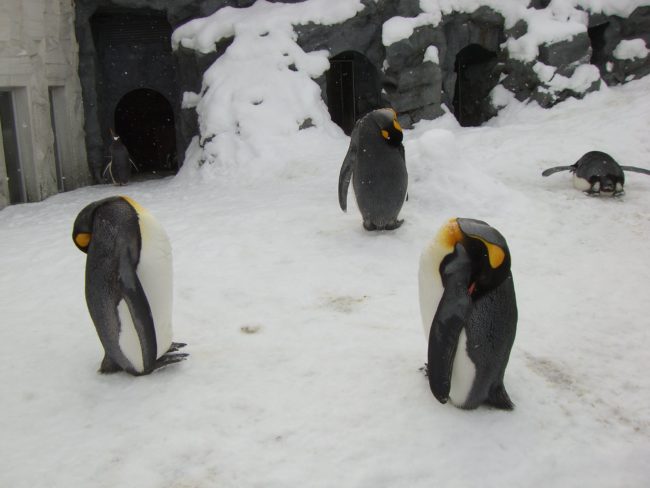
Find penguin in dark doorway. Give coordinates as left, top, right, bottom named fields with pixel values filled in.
left=338, top=108, right=408, bottom=231
left=104, top=130, right=137, bottom=186
left=419, top=218, right=517, bottom=410
left=72, top=196, right=187, bottom=375
left=542, top=151, right=650, bottom=196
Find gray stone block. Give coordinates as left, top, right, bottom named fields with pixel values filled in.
left=538, top=32, right=591, bottom=67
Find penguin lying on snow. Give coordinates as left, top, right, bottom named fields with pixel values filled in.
left=419, top=218, right=517, bottom=410
left=542, top=150, right=650, bottom=196
left=73, top=196, right=187, bottom=375
left=338, top=108, right=408, bottom=231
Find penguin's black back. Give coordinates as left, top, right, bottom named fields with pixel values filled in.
left=351, top=113, right=407, bottom=228
left=575, top=151, right=624, bottom=181
left=464, top=273, right=517, bottom=409
left=84, top=199, right=142, bottom=369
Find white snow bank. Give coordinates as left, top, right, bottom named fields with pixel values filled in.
left=575, top=0, right=650, bottom=17
left=613, top=38, right=650, bottom=60
left=382, top=0, right=588, bottom=63
left=533, top=62, right=601, bottom=93
left=171, top=0, right=365, bottom=174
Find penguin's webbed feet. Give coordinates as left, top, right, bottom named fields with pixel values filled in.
left=154, top=352, right=189, bottom=371
left=99, top=354, right=122, bottom=374
left=167, top=342, right=187, bottom=353
left=385, top=219, right=404, bottom=230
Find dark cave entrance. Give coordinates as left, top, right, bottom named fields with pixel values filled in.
left=326, top=51, right=382, bottom=135
left=453, top=44, right=499, bottom=127
left=115, top=89, right=178, bottom=174
left=88, top=8, right=180, bottom=180
left=588, top=22, right=610, bottom=67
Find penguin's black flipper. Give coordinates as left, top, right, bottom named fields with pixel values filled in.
left=485, top=383, right=514, bottom=410
left=119, top=252, right=158, bottom=375
left=620, top=165, right=650, bottom=176
left=541, top=165, right=574, bottom=177
left=427, top=244, right=473, bottom=404
left=338, top=148, right=355, bottom=212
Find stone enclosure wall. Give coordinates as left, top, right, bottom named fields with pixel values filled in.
left=0, top=0, right=90, bottom=209
left=4, top=0, right=647, bottom=207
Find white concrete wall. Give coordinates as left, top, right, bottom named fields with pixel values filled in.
left=0, top=0, right=90, bottom=208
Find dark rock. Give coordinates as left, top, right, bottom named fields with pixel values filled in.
left=538, top=32, right=591, bottom=67
left=396, top=61, right=441, bottom=93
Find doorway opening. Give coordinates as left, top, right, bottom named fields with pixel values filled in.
left=588, top=22, right=610, bottom=67
left=453, top=44, right=499, bottom=127
left=0, top=91, right=26, bottom=203
left=326, top=51, right=382, bottom=135
left=114, top=88, right=178, bottom=175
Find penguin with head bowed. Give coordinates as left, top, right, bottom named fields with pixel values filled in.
left=72, top=196, right=187, bottom=375
left=542, top=150, right=650, bottom=196
left=419, top=218, right=517, bottom=410
left=338, top=108, right=408, bottom=231
left=104, top=129, right=137, bottom=186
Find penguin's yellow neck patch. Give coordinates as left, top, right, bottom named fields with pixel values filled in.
left=393, top=119, right=402, bottom=132
left=475, top=237, right=505, bottom=268
left=120, top=195, right=147, bottom=215
left=437, top=218, right=463, bottom=249
left=74, top=232, right=91, bottom=248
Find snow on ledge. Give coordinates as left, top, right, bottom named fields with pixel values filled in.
left=533, top=62, right=601, bottom=94
left=613, top=39, right=650, bottom=60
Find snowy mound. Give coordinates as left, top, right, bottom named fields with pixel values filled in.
left=172, top=0, right=364, bottom=175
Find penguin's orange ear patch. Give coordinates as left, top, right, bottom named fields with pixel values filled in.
left=438, top=218, right=463, bottom=249
left=381, top=129, right=390, bottom=140
left=393, top=119, right=402, bottom=132
left=74, top=232, right=91, bottom=249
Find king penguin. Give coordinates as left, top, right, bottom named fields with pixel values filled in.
left=72, top=196, right=187, bottom=375
left=338, top=108, right=408, bottom=231
left=418, top=218, right=517, bottom=410
left=542, top=150, right=650, bottom=196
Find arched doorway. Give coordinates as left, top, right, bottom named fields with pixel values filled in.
left=588, top=22, right=610, bottom=67
left=114, top=89, right=177, bottom=174
left=453, top=44, right=500, bottom=127
left=326, top=51, right=382, bottom=135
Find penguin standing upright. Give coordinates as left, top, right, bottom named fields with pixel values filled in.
left=105, top=130, right=135, bottom=186
left=72, top=196, right=187, bottom=375
left=338, top=108, right=408, bottom=231
left=419, top=218, right=517, bottom=410
left=542, top=150, right=650, bottom=196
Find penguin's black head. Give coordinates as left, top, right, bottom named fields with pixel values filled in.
left=72, top=196, right=127, bottom=253
left=375, top=108, right=403, bottom=146
left=441, top=218, right=511, bottom=295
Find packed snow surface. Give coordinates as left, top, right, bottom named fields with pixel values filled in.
left=2, top=72, right=650, bottom=487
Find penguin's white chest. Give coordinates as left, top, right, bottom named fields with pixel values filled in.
left=117, top=211, right=173, bottom=372
left=448, top=328, right=476, bottom=407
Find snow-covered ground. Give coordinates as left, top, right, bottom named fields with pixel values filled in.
left=2, top=74, right=650, bottom=486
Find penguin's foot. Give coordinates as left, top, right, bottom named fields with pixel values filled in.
left=485, top=383, right=514, bottom=410
left=385, top=219, right=404, bottom=230
left=614, top=190, right=625, bottom=197
left=167, top=342, right=187, bottom=353
left=154, top=352, right=189, bottom=371
left=363, top=220, right=377, bottom=231
left=99, top=354, right=122, bottom=374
